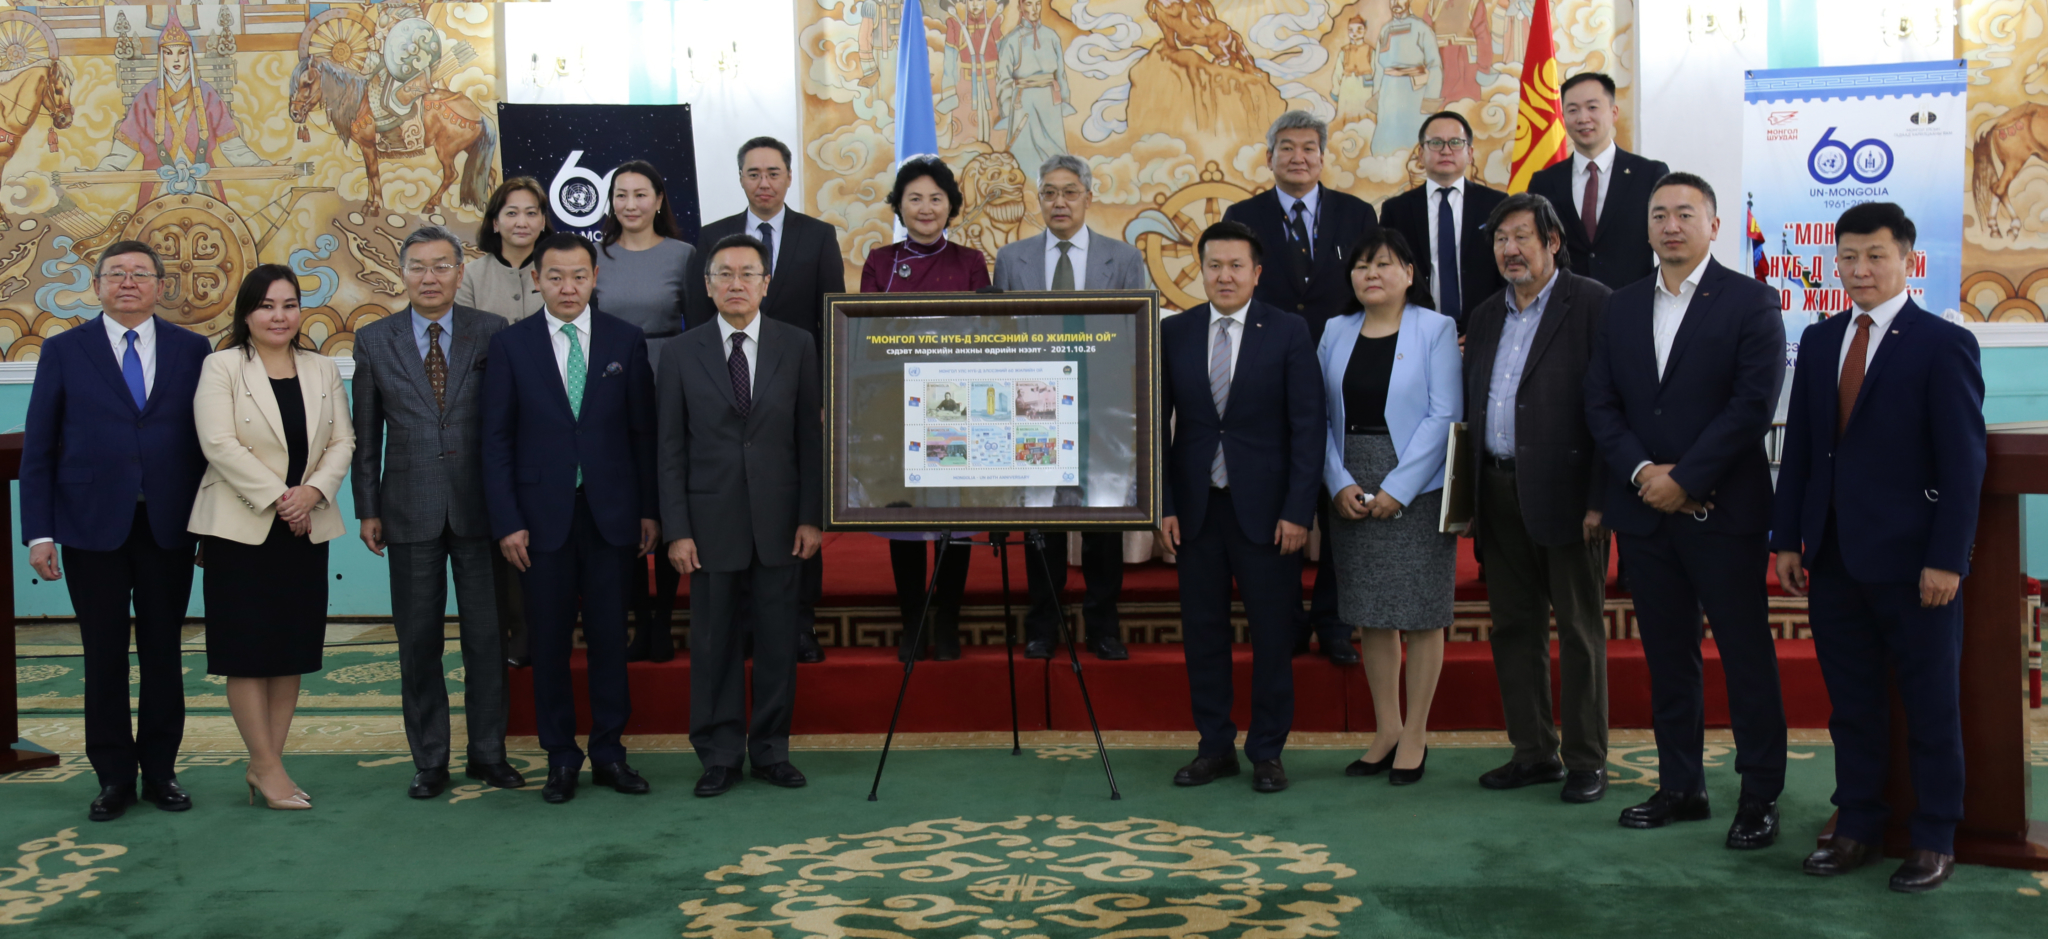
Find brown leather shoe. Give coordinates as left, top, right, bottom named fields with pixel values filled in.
left=1889, top=849, right=1955, bottom=893
left=1803, top=835, right=1882, bottom=876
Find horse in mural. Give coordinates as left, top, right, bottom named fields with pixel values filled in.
left=287, top=56, right=497, bottom=217
left=1972, top=102, right=2048, bottom=240
left=0, top=58, right=71, bottom=230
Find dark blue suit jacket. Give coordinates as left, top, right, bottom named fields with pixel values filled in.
left=1584, top=258, right=1785, bottom=535
left=1771, top=299, right=1985, bottom=582
left=1161, top=300, right=1324, bottom=544
left=20, top=316, right=211, bottom=551
left=481, top=308, right=658, bottom=552
left=1529, top=147, right=1670, bottom=289
left=1221, top=185, right=1377, bottom=343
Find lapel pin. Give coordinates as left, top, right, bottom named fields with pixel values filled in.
left=605, top=361, right=623, bottom=376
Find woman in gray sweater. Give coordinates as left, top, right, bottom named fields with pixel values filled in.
left=456, top=176, right=553, bottom=323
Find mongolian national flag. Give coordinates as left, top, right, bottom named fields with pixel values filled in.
left=1507, top=1, right=1567, bottom=193
left=1748, top=203, right=1769, bottom=281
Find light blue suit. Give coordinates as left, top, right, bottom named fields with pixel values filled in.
left=1316, top=305, right=1462, bottom=507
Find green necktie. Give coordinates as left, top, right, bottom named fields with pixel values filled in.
left=564, top=322, right=586, bottom=486
left=1052, top=240, right=1075, bottom=291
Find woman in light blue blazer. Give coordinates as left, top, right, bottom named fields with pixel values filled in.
left=1317, top=228, right=1463, bottom=786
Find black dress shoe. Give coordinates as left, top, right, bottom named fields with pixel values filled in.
left=1478, top=758, right=1567, bottom=790
left=592, top=762, right=650, bottom=794
left=1172, top=754, right=1241, bottom=786
left=624, top=647, right=651, bottom=663
left=1024, top=639, right=1053, bottom=660
left=1388, top=748, right=1428, bottom=786
left=1252, top=759, right=1290, bottom=793
left=932, top=633, right=962, bottom=661
left=1890, top=849, right=1955, bottom=893
left=751, top=761, right=808, bottom=788
left=464, top=761, right=528, bottom=790
left=1561, top=769, right=1607, bottom=803
left=1320, top=633, right=1360, bottom=665
left=796, top=630, right=826, bottom=664
left=506, top=655, right=531, bottom=668
left=1804, top=836, right=1882, bottom=876
left=1345, top=749, right=1396, bottom=777
left=695, top=764, right=740, bottom=797
left=1619, top=789, right=1711, bottom=829
left=140, top=777, right=192, bottom=812
left=1087, top=635, right=1130, bottom=660
left=540, top=767, right=578, bottom=804
left=88, top=783, right=137, bottom=822
left=408, top=767, right=450, bottom=799
left=647, top=644, right=676, bottom=664
left=1725, top=794, right=1780, bottom=849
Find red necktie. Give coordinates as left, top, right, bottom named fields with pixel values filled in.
left=1581, top=162, right=1601, bottom=243
left=1836, top=314, right=1874, bottom=436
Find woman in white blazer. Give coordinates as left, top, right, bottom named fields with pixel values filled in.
left=189, top=265, right=355, bottom=810
left=1316, top=228, right=1463, bottom=786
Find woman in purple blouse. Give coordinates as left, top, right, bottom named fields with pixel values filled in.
left=863, top=157, right=988, bottom=661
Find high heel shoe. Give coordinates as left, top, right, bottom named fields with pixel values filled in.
left=246, top=778, right=311, bottom=810
left=1344, top=749, right=1398, bottom=777
left=1388, top=747, right=1429, bottom=786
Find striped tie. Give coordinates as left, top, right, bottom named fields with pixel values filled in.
left=1209, top=317, right=1233, bottom=487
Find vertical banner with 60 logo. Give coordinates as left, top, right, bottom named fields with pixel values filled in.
left=497, top=104, right=701, bottom=243
left=1744, top=61, right=1966, bottom=416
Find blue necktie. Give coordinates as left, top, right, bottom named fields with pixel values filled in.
left=1436, top=187, right=1461, bottom=319
left=121, top=329, right=147, bottom=410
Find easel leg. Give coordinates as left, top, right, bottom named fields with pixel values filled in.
left=1028, top=530, right=1121, bottom=799
left=997, top=534, right=1021, bottom=756
left=868, top=536, right=952, bottom=801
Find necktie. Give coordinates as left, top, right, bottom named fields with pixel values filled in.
left=424, top=321, right=448, bottom=411
left=1208, top=318, right=1233, bottom=487
left=1287, top=201, right=1313, bottom=285
left=564, top=323, right=586, bottom=486
left=757, top=221, right=775, bottom=275
left=1581, top=162, right=1601, bottom=243
left=728, top=331, right=752, bottom=417
left=121, top=329, right=146, bottom=410
left=1836, top=314, right=1874, bottom=436
left=1052, top=240, right=1075, bottom=291
left=1436, top=187, right=1461, bottom=318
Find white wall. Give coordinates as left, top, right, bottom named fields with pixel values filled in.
left=501, top=0, right=803, bottom=224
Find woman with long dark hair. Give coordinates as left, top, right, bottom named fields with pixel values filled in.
left=188, top=265, right=355, bottom=809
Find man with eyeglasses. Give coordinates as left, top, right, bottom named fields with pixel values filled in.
left=350, top=225, right=523, bottom=800
left=1378, top=111, right=1506, bottom=331
left=21, top=241, right=212, bottom=821
left=993, top=154, right=1148, bottom=661
left=686, top=136, right=845, bottom=664
left=659, top=234, right=822, bottom=797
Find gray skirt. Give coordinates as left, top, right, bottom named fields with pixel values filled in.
left=1328, top=434, right=1457, bottom=631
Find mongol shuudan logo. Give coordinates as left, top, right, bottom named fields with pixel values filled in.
left=1807, top=128, right=1894, bottom=185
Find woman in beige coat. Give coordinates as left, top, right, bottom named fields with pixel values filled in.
left=189, top=265, right=354, bottom=809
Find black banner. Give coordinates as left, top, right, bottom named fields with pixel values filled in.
left=495, top=103, right=700, bottom=244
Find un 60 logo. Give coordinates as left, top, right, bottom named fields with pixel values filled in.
left=1807, top=128, right=1894, bottom=185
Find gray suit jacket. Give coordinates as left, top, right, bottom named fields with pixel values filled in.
left=656, top=315, right=822, bottom=572
left=991, top=228, right=1150, bottom=291
left=351, top=305, right=507, bottom=543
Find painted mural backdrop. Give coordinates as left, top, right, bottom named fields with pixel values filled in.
left=801, top=0, right=1636, bottom=310
left=1962, top=0, right=2048, bottom=323
left=0, top=2, right=503, bottom=360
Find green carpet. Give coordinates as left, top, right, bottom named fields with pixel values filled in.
left=6, top=746, right=2047, bottom=937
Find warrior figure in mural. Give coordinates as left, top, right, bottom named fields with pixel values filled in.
left=943, top=0, right=1003, bottom=146
left=996, top=0, right=1072, bottom=180
left=93, top=16, right=268, bottom=207
left=1430, top=0, right=1484, bottom=104
left=1333, top=15, right=1375, bottom=127
left=856, top=0, right=904, bottom=90
left=366, top=11, right=443, bottom=153
left=1369, top=0, right=1442, bottom=155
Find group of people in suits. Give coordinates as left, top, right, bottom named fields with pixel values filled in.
left=1157, top=78, right=1984, bottom=895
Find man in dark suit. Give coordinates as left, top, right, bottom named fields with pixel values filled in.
left=685, top=135, right=843, bottom=664
left=353, top=226, right=524, bottom=799
left=1160, top=221, right=1324, bottom=794
left=21, top=241, right=210, bottom=821
left=1379, top=110, right=1507, bottom=331
left=1584, top=173, right=1787, bottom=845
left=659, top=234, right=823, bottom=797
left=483, top=233, right=660, bottom=804
left=1775, top=203, right=1985, bottom=893
left=1463, top=194, right=1613, bottom=805
left=1528, top=72, right=1670, bottom=290
left=1221, top=110, right=1376, bottom=666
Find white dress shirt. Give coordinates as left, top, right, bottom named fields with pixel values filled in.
left=1839, top=289, right=1910, bottom=381
left=1042, top=225, right=1091, bottom=290
left=103, top=313, right=157, bottom=397
left=714, top=312, right=762, bottom=396
left=1571, top=142, right=1617, bottom=226
left=1423, top=177, right=1466, bottom=310
left=1208, top=301, right=1249, bottom=381
left=1631, top=257, right=1709, bottom=485
left=747, top=204, right=787, bottom=272
left=546, top=306, right=595, bottom=388
left=1275, top=185, right=1322, bottom=258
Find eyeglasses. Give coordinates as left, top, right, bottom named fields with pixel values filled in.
left=99, top=271, right=161, bottom=284
left=404, top=263, right=460, bottom=276
left=1037, top=187, right=1088, bottom=202
left=742, top=169, right=787, bottom=183
left=709, top=270, right=765, bottom=285
left=1422, top=138, right=1469, bottom=152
